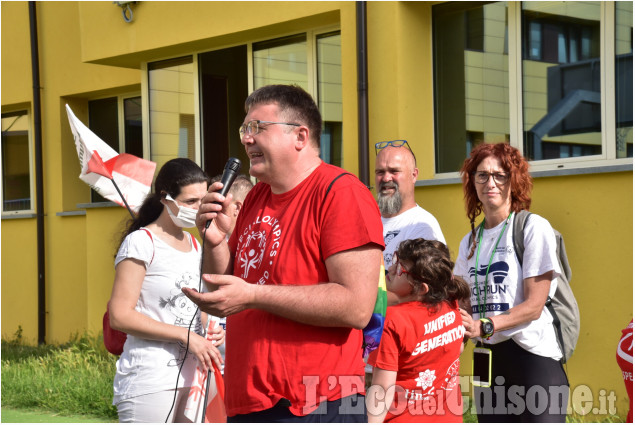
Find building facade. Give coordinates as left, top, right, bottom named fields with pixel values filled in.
left=2, top=1, right=632, bottom=419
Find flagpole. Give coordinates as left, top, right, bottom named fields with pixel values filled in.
left=110, top=178, right=136, bottom=220
left=202, top=370, right=212, bottom=422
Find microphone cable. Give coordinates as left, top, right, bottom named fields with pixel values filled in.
left=165, top=225, right=208, bottom=423
left=165, top=159, right=239, bottom=421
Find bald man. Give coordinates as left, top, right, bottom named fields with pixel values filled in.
left=374, top=141, right=446, bottom=269
left=364, top=141, right=447, bottom=383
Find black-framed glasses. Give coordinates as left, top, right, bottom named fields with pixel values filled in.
left=238, top=120, right=300, bottom=139
left=473, top=171, right=510, bottom=185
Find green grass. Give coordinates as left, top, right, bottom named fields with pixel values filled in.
left=1, top=407, right=114, bottom=423
left=1, top=327, right=118, bottom=421
left=566, top=412, right=623, bottom=423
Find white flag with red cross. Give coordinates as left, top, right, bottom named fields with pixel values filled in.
left=65, top=104, right=156, bottom=213
left=184, top=316, right=226, bottom=423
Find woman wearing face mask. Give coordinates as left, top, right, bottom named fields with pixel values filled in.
left=108, top=158, right=224, bottom=423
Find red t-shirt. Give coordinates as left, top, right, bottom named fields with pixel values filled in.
left=617, top=320, right=633, bottom=423
left=225, top=162, right=384, bottom=417
left=369, top=301, right=465, bottom=423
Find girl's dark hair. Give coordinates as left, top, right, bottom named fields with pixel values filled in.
left=116, top=158, right=209, bottom=252
left=396, top=238, right=470, bottom=307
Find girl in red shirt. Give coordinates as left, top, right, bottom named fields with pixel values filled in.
left=368, top=239, right=470, bottom=423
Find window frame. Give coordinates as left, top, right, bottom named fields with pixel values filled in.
left=1, top=108, right=35, bottom=216
left=88, top=92, right=143, bottom=155
left=86, top=92, right=143, bottom=204
left=246, top=26, right=341, bottom=104
left=249, top=26, right=344, bottom=167
left=141, top=25, right=341, bottom=171
left=432, top=1, right=631, bottom=180
left=510, top=1, right=627, bottom=173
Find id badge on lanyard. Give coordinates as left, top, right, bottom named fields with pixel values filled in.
left=472, top=214, right=511, bottom=389
left=472, top=346, right=492, bottom=387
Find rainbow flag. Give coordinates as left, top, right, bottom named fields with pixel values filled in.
left=362, top=259, right=387, bottom=357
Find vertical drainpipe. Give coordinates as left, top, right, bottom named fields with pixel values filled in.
left=29, top=1, right=46, bottom=345
left=356, top=1, right=370, bottom=187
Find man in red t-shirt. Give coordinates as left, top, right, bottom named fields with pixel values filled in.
left=186, top=84, right=384, bottom=422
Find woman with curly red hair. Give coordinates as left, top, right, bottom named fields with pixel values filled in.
left=454, top=143, right=569, bottom=422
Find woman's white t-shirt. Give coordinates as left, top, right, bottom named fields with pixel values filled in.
left=453, top=212, right=563, bottom=360
left=112, top=228, right=203, bottom=404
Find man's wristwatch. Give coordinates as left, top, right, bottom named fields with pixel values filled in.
left=479, top=317, right=495, bottom=339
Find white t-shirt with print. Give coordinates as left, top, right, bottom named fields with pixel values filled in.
left=382, top=205, right=446, bottom=268
left=453, top=212, right=563, bottom=360
left=112, top=228, right=204, bottom=404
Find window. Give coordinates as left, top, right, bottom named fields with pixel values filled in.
left=433, top=2, right=632, bottom=174
left=252, top=31, right=343, bottom=166
left=149, top=29, right=342, bottom=177
left=124, top=97, right=143, bottom=158
left=434, top=2, right=510, bottom=173
left=522, top=2, right=602, bottom=161
left=465, top=7, right=485, bottom=52
left=148, top=56, right=196, bottom=171
left=616, top=1, right=633, bottom=158
left=253, top=34, right=308, bottom=90
left=1, top=110, right=32, bottom=213
left=88, top=95, right=142, bottom=202
left=523, top=13, right=599, bottom=64
left=317, top=31, right=343, bottom=167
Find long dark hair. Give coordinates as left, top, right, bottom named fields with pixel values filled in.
left=396, top=238, right=470, bottom=307
left=116, top=158, right=209, bottom=251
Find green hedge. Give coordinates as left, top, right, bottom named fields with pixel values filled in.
left=1, top=327, right=118, bottom=420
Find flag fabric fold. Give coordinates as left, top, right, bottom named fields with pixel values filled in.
left=184, top=317, right=226, bottom=423
left=65, top=104, right=156, bottom=213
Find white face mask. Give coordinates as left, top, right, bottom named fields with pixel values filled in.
left=164, top=194, right=198, bottom=228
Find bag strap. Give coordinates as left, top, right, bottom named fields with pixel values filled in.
left=512, top=210, right=567, bottom=363
left=512, top=210, right=531, bottom=266
left=190, top=233, right=199, bottom=252
left=141, top=228, right=155, bottom=265
left=324, top=172, right=352, bottom=201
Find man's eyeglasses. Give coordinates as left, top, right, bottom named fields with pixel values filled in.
left=375, top=140, right=417, bottom=164
left=375, top=140, right=411, bottom=155
left=473, top=171, right=510, bottom=185
left=239, top=120, right=300, bottom=139
left=392, top=252, right=421, bottom=281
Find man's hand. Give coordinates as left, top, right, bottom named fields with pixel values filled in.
left=196, top=181, right=234, bottom=247
left=186, top=246, right=382, bottom=329
left=182, top=274, right=256, bottom=318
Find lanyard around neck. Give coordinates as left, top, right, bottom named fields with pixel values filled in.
left=474, top=212, right=513, bottom=319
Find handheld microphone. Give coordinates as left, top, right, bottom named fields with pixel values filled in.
left=205, top=157, right=242, bottom=229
